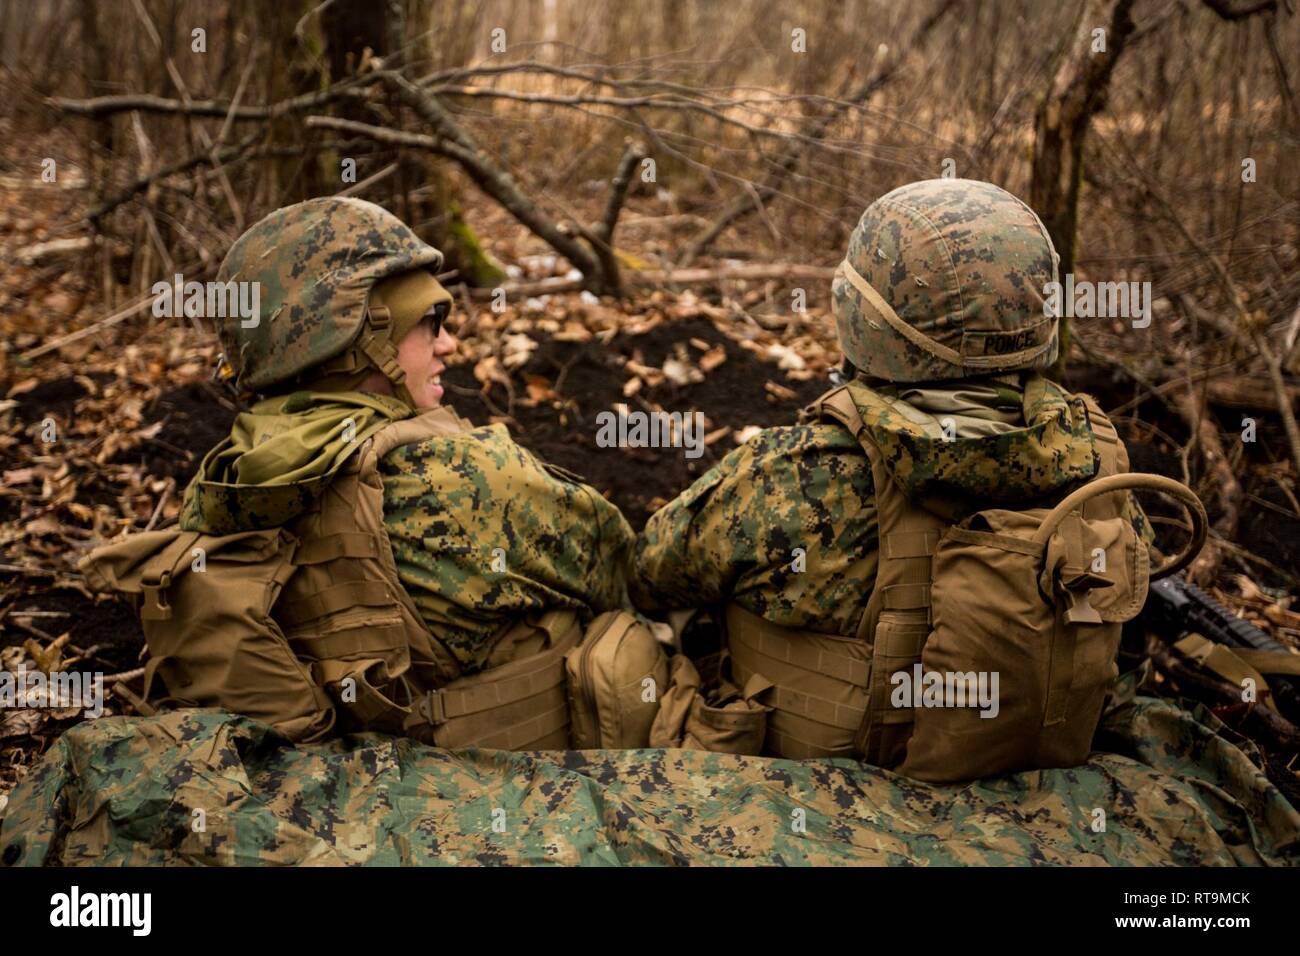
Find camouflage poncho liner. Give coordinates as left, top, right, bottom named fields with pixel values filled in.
left=2, top=696, right=1295, bottom=865
left=181, top=391, right=635, bottom=671
left=632, top=372, right=1150, bottom=636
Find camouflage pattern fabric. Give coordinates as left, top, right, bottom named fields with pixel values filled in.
left=850, top=374, right=1096, bottom=507
left=2, top=697, right=1295, bottom=866
left=834, top=178, right=1059, bottom=383
left=631, top=417, right=878, bottom=636
left=381, top=422, right=635, bottom=672
left=217, top=197, right=442, bottom=393
left=631, top=372, right=1151, bottom=636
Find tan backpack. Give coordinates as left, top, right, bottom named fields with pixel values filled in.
left=727, top=385, right=1207, bottom=782
left=80, top=405, right=582, bottom=749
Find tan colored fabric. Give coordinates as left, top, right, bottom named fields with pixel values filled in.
left=649, top=652, right=772, bottom=755
left=368, top=268, right=453, bottom=343
left=726, top=604, right=869, bottom=759
left=565, top=610, right=669, bottom=749
left=409, top=610, right=582, bottom=750
left=83, top=526, right=337, bottom=742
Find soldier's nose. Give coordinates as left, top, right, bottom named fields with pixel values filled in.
left=434, top=325, right=458, bottom=354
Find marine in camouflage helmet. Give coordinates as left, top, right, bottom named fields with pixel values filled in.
left=183, top=197, right=635, bottom=675
left=216, top=196, right=448, bottom=405
left=633, top=179, right=1148, bottom=642
left=833, top=178, right=1060, bottom=383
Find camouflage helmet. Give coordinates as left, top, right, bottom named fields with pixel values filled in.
left=832, top=178, right=1060, bottom=383
left=216, top=197, right=444, bottom=395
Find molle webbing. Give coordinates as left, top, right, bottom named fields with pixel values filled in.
left=405, top=610, right=581, bottom=750
left=725, top=603, right=869, bottom=759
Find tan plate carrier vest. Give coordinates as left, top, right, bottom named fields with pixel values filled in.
left=82, top=405, right=580, bottom=750
left=725, top=384, right=1205, bottom=777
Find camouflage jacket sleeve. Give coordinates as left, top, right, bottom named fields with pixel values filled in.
left=380, top=423, right=634, bottom=671
left=631, top=423, right=879, bottom=636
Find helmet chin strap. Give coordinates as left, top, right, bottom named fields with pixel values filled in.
left=309, top=303, right=422, bottom=407
left=353, top=305, right=419, bottom=408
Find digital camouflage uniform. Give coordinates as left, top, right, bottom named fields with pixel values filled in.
left=187, top=197, right=634, bottom=672
left=632, top=179, right=1152, bottom=634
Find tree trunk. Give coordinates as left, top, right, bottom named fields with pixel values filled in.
left=1030, top=0, right=1137, bottom=378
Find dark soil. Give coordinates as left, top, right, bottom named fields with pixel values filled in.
left=7, top=589, right=143, bottom=675
left=135, top=381, right=241, bottom=483
left=442, top=317, right=828, bottom=528
left=9, top=373, right=112, bottom=424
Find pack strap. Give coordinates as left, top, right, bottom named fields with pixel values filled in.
left=414, top=650, right=568, bottom=724
left=1173, top=633, right=1293, bottom=715
left=279, top=579, right=394, bottom=625
left=807, top=385, right=867, bottom=440
left=369, top=404, right=472, bottom=459
left=293, top=532, right=380, bottom=565
left=458, top=696, right=570, bottom=751
left=313, top=658, right=401, bottom=727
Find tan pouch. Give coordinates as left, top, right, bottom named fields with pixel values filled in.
left=650, top=652, right=772, bottom=755
left=80, top=528, right=336, bottom=742
left=408, top=609, right=582, bottom=750
left=564, top=610, right=669, bottom=749
left=900, top=474, right=1206, bottom=782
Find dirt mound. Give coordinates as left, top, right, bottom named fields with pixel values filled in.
left=443, top=317, right=827, bottom=528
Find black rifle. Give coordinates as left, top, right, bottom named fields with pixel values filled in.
left=1142, top=575, right=1300, bottom=721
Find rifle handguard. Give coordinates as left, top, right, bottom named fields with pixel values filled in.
left=1032, top=473, right=1207, bottom=582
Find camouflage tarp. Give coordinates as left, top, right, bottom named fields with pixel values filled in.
left=2, top=696, right=1297, bottom=866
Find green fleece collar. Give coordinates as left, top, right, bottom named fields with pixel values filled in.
left=180, top=391, right=412, bottom=534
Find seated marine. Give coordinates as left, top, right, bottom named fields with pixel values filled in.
left=86, top=197, right=635, bottom=749
left=631, top=178, right=1163, bottom=774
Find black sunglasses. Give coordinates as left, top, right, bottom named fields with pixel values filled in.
left=425, top=300, right=451, bottom=338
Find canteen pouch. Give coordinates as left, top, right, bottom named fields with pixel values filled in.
left=565, top=610, right=670, bottom=749
left=649, top=651, right=772, bottom=755
left=900, top=474, right=1206, bottom=782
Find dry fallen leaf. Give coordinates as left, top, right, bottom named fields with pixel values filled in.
left=501, top=333, right=539, bottom=370
left=523, top=375, right=556, bottom=405
left=698, top=346, right=727, bottom=373
left=0, top=708, right=46, bottom=740
left=765, top=380, right=799, bottom=401
left=473, top=355, right=509, bottom=390
left=767, top=344, right=807, bottom=371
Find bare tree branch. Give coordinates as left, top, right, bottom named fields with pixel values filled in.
left=596, top=140, right=646, bottom=245
left=674, top=0, right=960, bottom=267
